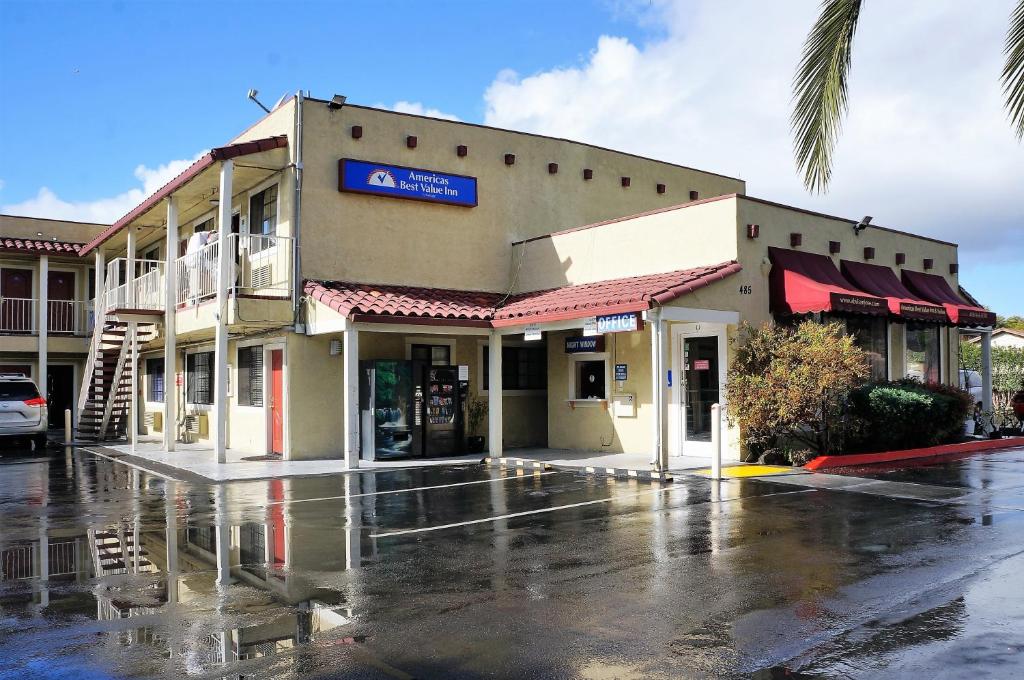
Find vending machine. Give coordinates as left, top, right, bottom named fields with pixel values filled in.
left=359, top=361, right=464, bottom=459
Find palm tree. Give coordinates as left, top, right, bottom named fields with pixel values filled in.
left=792, top=0, right=1024, bottom=193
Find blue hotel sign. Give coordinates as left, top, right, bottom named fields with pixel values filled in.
left=338, top=158, right=478, bottom=207
left=597, top=312, right=642, bottom=334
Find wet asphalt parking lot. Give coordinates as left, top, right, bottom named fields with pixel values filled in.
left=1, top=443, right=1023, bottom=679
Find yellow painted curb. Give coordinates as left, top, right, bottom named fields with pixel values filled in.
left=693, top=464, right=793, bottom=478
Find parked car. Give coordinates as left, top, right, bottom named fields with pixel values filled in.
left=0, top=373, right=48, bottom=449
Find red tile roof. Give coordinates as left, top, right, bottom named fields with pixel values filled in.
left=0, top=236, right=84, bottom=256
left=80, top=135, right=288, bottom=256
left=304, top=260, right=742, bottom=328
left=492, top=261, right=742, bottom=326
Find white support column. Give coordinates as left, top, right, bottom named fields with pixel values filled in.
left=38, top=254, right=48, bottom=410
left=126, top=227, right=137, bottom=307
left=93, top=250, right=105, bottom=320
left=650, top=311, right=665, bottom=471
left=343, top=326, right=360, bottom=469
left=214, top=484, right=231, bottom=585
left=129, top=321, right=138, bottom=454
left=488, top=330, right=503, bottom=459
left=213, top=160, right=233, bottom=464
left=165, top=481, right=179, bottom=604
left=981, top=330, right=993, bottom=426
left=164, top=197, right=178, bottom=451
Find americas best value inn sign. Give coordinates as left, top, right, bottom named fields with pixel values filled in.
left=338, top=159, right=478, bottom=207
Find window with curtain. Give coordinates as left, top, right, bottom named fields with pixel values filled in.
left=906, top=322, right=941, bottom=383
left=249, top=185, right=278, bottom=237
left=843, top=315, right=888, bottom=381
left=238, top=345, right=264, bottom=407
left=186, top=351, right=214, bottom=405
left=482, top=345, right=547, bottom=391
left=147, top=358, right=165, bottom=402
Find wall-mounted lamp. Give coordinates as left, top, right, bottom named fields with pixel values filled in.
left=583, top=168, right=593, bottom=180
left=406, top=135, right=417, bottom=149
left=746, top=224, right=760, bottom=239
left=923, top=258, right=934, bottom=270
left=504, top=153, right=516, bottom=165
left=351, top=125, right=363, bottom=139
left=656, top=183, right=666, bottom=194
left=949, top=263, right=959, bottom=274
left=327, top=94, right=347, bottom=110
left=853, top=215, right=872, bottom=235
left=621, top=176, right=631, bottom=187
left=548, top=162, right=559, bottom=174
left=689, top=190, right=699, bottom=201
left=895, top=252, right=906, bottom=265
left=457, top=145, right=468, bottom=157
left=829, top=240, right=841, bottom=254
left=863, top=247, right=875, bottom=260
left=790, top=233, right=802, bottom=247
left=246, top=88, right=271, bottom=114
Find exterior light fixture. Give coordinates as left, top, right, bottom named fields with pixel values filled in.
left=327, top=94, right=347, bottom=110
left=656, top=183, right=666, bottom=194
left=949, top=263, right=959, bottom=274
left=863, top=247, right=875, bottom=260
left=853, top=215, right=872, bottom=235
left=746, top=224, right=759, bottom=239
left=923, top=258, right=934, bottom=270
left=406, top=135, right=417, bottom=149
left=583, top=168, right=593, bottom=180
left=457, top=145, right=468, bottom=157
left=351, top=125, right=363, bottom=139
left=246, top=88, right=271, bottom=114
left=790, top=233, right=802, bottom=247
left=621, top=176, right=631, bottom=187
left=504, top=153, right=516, bottom=165
left=895, top=252, right=906, bottom=265
left=829, top=240, right=841, bottom=254
left=548, top=162, right=558, bottom=174
left=689, top=190, right=699, bottom=201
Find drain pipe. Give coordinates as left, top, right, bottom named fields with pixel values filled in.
left=291, top=90, right=304, bottom=318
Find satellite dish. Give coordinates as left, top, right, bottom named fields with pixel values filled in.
left=272, top=92, right=291, bottom=110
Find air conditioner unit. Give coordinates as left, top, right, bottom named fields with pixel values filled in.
left=251, top=264, right=272, bottom=289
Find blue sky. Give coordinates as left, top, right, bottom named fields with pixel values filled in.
left=1, top=0, right=1021, bottom=315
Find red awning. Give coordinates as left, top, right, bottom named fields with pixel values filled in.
left=768, top=247, right=887, bottom=316
left=840, top=260, right=948, bottom=322
left=901, top=270, right=996, bottom=327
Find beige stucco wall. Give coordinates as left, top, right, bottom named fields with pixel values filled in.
left=297, top=103, right=744, bottom=292
left=0, top=215, right=106, bottom=243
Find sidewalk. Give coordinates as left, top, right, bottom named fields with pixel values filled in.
left=83, top=437, right=484, bottom=482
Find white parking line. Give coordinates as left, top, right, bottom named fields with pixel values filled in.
left=370, top=486, right=813, bottom=538
left=268, top=470, right=562, bottom=506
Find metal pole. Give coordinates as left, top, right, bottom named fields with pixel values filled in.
left=711, top=402, right=722, bottom=480
left=213, top=160, right=233, bottom=464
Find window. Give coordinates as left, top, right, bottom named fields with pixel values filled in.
left=906, top=322, right=941, bottom=383
left=842, top=315, right=888, bottom=381
left=574, top=360, right=607, bottom=400
left=238, top=346, right=264, bottom=407
left=250, top=185, right=278, bottom=237
left=147, top=358, right=165, bottom=402
left=186, top=351, right=214, bottom=405
left=412, top=343, right=451, bottom=366
left=482, top=345, right=547, bottom=391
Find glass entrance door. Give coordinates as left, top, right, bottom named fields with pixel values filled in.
left=682, top=335, right=720, bottom=451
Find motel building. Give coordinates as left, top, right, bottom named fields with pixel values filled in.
left=3, top=93, right=995, bottom=470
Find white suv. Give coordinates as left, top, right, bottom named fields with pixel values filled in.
left=0, top=373, right=48, bottom=449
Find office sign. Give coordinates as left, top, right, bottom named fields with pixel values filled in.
left=564, top=336, right=604, bottom=353
left=614, top=363, right=628, bottom=381
left=338, top=158, right=478, bottom=207
left=597, top=311, right=642, bottom=334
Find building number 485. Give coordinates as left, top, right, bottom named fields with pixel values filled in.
left=738, top=285, right=752, bottom=295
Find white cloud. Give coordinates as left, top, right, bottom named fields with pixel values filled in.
left=1, top=153, right=204, bottom=224
left=386, top=100, right=460, bottom=121
left=482, top=0, right=1024, bottom=265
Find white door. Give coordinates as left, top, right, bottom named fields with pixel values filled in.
left=678, top=331, right=723, bottom=457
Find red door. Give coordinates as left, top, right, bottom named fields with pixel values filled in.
left=47, top=271, right=76, bottom=333
left=1, top=269, right=33, bottom=332
left=270, top=350, right=284, bottom=454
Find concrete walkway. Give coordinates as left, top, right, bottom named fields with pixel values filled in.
left=84, top=437, right=484, bottom=482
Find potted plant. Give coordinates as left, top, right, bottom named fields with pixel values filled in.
left=465, top=396, right=488, bottom=454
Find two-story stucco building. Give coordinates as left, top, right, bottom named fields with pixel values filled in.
left=61, top=92, right=993, bottom=469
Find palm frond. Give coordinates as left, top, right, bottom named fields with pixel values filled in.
left=791, top=0, right=863, bottom=193
left=1004, top=0, right=1024, bottom=139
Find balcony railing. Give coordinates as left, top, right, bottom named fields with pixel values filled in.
left=104, top=258, right=165, bottom=312
left=0, top=297, right=89, bottom=335
left=174, top=233, right=293, bottom=307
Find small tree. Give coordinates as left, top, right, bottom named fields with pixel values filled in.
left=725, top=321, right=870, bottom=455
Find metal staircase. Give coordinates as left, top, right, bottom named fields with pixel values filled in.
left=76, top=316, right=157, bottom=442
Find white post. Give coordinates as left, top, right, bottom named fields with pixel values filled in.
left=126, top=227, right=137, bottom=307
left=343, top=326, right=360, bottom=468
left=64, top=409, right=71, bottom=444
left=214, top=484, right=231, bottom=585
left=164, top=197, right=178, bottom=452
left=38, top=254, right=48, bottom=414
left=488, top=331, right=503, bottom=459
left=129, top=321, right=138, bottom=454
left=94, top=250, right=105, bottom=314
left=344, top=474, right=361, bottom=569
left=165, top=481, right=179, bottom=604
left=981, top=330, right=993, bottom=432
left=711, top=403, right=722, bottom=480
left=213, top=159, right=233, bottom=464
left=649, top=311, right=665, bottom=471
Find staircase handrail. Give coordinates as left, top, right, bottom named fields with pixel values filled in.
left=77, top=286, right=108, bottom=420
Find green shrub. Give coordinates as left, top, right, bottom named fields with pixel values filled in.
left=848, top=379, right=973, bottom=451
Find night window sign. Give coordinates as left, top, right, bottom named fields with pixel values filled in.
left=338, top=158, right=478, bottom=207
left=565, top=336, right=605, bottom=353
left=597, top=312, right=642, bottom=334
